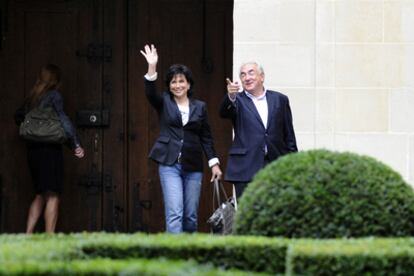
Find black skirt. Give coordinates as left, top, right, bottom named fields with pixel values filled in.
left=27, top=142, right=64, bottom=194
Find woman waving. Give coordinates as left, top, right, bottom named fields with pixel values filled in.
left=140, top=44, right=222, bottom=233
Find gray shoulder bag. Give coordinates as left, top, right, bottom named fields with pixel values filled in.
left=19, top=106, right=67, bottom=143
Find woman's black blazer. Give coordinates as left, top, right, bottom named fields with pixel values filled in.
left=144, top=79, right=217, bottom=172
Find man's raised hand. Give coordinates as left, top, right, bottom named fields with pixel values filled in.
left=226, top=78, right=240, bottom=99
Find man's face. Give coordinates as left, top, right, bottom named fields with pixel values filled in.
left=239, top=63, right=264, bottom=94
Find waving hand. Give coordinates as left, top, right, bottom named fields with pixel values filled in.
left=140, top=44, right=158, bottom=66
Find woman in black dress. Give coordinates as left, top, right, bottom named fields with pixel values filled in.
left=15, top=64, right=84, bottom=233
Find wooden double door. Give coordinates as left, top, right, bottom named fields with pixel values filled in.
left=0, top=0, right=233, bottom=233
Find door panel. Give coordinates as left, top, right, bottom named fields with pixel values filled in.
left=1, top=0, right=106, bottom=232
left=0, top=0, right=232, bottom=233
left=0, top=0, right=121, bottom=233
left=101, top=0, right=127, bottom=232
left=63, top=0, right=104, bottom=232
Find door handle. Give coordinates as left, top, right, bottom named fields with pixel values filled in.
left=93, top=133, right=99, bottom=152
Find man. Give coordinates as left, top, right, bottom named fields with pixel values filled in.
left=220, top=62, right=298, bottom=197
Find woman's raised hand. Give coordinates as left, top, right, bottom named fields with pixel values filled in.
left=140, top=44, right=158, bottom=66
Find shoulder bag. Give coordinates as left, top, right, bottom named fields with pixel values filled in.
left=19, top=106, right=67, bottom=143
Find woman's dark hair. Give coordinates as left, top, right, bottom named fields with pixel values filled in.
left=26, top=64, right=62, bottom=108
left=165, top=64, right=194, bottom=97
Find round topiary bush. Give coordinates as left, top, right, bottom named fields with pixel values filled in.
left=233, top=149, right=414, bottom=238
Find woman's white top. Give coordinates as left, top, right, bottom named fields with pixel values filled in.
left=177, top=103, right=189, bottom=126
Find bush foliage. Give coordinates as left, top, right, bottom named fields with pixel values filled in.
left=0, top=258, right=251, bottom=276
left=2, top=233, right=414, bottom=275
left=234, top=149, right=414, bottom=238
left=286, top=238, right=414, bottom=276
left=81, top=233, right=288, bottom=274
left=0, top=233, right=287, bottom=275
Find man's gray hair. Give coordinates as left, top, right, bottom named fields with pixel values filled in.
left=239, top=61, right=265, bottom=75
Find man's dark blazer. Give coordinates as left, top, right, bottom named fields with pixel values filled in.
left=219, top=90, right=297, bottom=182
left=145, top=79, right=217, bottom=172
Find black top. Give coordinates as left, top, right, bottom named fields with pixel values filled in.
left=145, top=79, right=217, bottom=172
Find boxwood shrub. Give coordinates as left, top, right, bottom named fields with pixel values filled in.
left=0, top=258, right=256, bottom=276
left=3, top=234, right=414, bottom=275
left=79, top=233, right=288, bottom=274
left=234, top=149, right=414, bottom=238
left=286, top=238, right=414, bottom=275
left=0, top=233, right=287, bottom=275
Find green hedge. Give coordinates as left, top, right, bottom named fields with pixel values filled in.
left=234, top=149, right=414, bottom=238
left=0, top=235, right=81, bottom=262
left=286, top=238, right=414, bottom=276
left=0, top=233, right=287, bottom=275
left=0, top=258, right=255, bottom=276
left=0, top=234, right=83, bottom=262
left=3, top=233, right=414, bottom=275
left=81, top=233, right=288, bottom=274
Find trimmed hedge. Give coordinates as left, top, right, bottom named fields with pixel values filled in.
left=3, top=234, right=414, bottom=275
left=234, top=149, right=414, bottom=238
left=0, top=234, right=82, bottom=262
left=286, top=238, right=414, bottom=276
left=0, top=233, right=287, bottom=274
left=0, top=258, right=255, bottom=276
left=81, top=233, right=288, bottom=274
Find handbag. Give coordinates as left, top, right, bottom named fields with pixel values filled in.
left=207, top=179, right=237, bottom=235
left=19, top=106, right=67, bottom=143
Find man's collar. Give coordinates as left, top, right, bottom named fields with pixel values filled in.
left=244, top=88, right=267, bottom=100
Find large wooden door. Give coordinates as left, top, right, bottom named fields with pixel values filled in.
left=0, top=0, right=127, bottom=232
left=0, top=0, right=232, bottom=233
left=127, top=0, right=233, bottom=232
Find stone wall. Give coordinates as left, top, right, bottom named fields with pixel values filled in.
left=233, top=0, right=414, bottom=184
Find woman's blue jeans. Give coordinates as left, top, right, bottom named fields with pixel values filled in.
left=159, top=163, right=203, bottom=233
